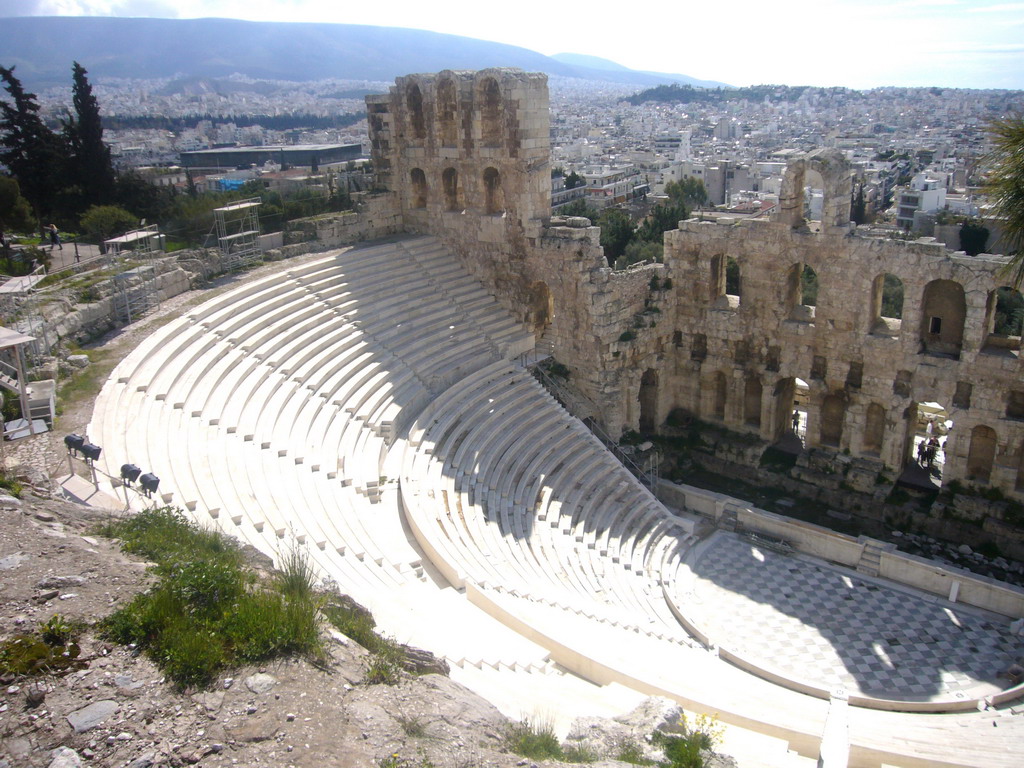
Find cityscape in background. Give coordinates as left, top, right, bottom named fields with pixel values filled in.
left=19, top=72, right=1021, bottom=248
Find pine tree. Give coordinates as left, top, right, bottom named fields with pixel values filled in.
left=0, top=65, right=68, bottom=223
left=65, top=61, right=114, bottom=206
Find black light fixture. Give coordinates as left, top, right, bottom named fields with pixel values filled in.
left=64, top=434, right=85, bottom=455
left=120, top=464, right=142, bottom=485
left=139, top=473, right=160, bottom=497
left=81, top=443, right=102, bottom=462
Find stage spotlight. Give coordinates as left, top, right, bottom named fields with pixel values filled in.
left=81, top=443, right=102, bottom=462
left=140, top=473, right=160, bottom=497
left=120, top=464, right=141, bottom=485
left=64, top=434, right=85, bottom=455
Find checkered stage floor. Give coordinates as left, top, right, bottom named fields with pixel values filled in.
left=685, top=533, right=1024, bottom=700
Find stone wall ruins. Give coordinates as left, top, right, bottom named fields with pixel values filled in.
left=367, top=71, right=1024, bottom=499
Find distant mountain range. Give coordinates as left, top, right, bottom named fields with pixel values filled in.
left=0, top=16, right=727, bottom=90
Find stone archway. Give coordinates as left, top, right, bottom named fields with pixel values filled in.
left=406, top=82, right=426, bottom=141
left=863, top=402, right=886, bottom=455
left=774, top=149, right=853, bottom=230
left=527, top=281, right=553, bottom=333
left=442, top=167, right=460, bottom=211
left=871, top=273, right=904, bottom=336
left=967, top=425, right=997, bottom=483
left=410, top=168, right=427, bottom=209
left=920, top=279, right=966, bottom=358
left=820, top=392, right=846, bottom=447
left=639, top=369, right=658, bottom=434
left=436, top=76, right=458, bottom=147
left=483, top=167, right=503, bottom=214
left=479, top=77, right=502, bottom=147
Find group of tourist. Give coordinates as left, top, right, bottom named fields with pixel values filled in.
left=917, top=436, right=942, bottom=468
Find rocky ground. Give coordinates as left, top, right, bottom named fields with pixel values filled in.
left=0, top=261, right=733, bottom=768
left=1, top=489, right=730, bottom=768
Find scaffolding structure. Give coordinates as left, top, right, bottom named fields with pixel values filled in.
left=0, top=326, right=48, bottom=439
left=104, top=224, right=165, bottom=258
left=213, top=197, right=262, bottom=270
left=111, top=265, right=159, bottom=324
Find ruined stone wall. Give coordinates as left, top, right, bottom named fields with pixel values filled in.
left=658, top=214, right=1024, bottom=498
left=365, top=69, right=675, bottom=427
left=284, top=193, right=402, bottom=248
left=366, top=69, right=1024, bottom=499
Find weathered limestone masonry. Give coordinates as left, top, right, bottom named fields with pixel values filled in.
left=366, top=69, right=667, bottom=429
left=366, top=71, right=1024, bottom=499
left=662, top=150, right=1024, bottom=498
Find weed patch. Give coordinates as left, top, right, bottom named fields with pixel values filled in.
left=0, top=615, right=87, bottom=679
left=98, top=507, right=323, bottom=690
left=502, top=718, right=563, bottom=760
left=56, top=347, right=115, bottom=415
left=323, top=595, right=406, bottom=685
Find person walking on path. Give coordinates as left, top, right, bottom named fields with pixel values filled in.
left=48, top=224, right=62, bottom=251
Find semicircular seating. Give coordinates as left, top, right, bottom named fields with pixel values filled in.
left=89, top=235, right=1024, bottom=766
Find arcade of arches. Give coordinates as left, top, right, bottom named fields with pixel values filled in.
left=368, top=73, right=1024, bottom=503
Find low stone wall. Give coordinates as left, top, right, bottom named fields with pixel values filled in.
left=657, top=479, right=1024, bottom=619
left=284, top=193, right=402, bottom=247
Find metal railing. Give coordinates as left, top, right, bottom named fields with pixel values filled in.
left=528, top=359, right=658, bottom=488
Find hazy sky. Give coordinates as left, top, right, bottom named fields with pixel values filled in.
left=7, top=0, right=1024, bottom=89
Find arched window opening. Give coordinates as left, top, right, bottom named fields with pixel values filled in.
left=406, top=84, right=426, bottom=141
left=437, top=78, right=458, bottom=147
left=710, top=255, right=740, bottom=309
left=803, top=168, right=826, bottom=229
left=639, top=369, right=658, bottom=434
left=920, top=279, right=966, bottom=359
left=442, top=167, right=460, bottom=212
left=863, top=403, right=886, bottom=455
left=410, top=168, right=427, bottom=209
left=480, top=77, right=502, bottom=147
left=483, top=167, right=503, bottom=214
left=820, top=393, right=845, bottom=447
left=726, top=258, right=741, bottom=300
left=871, top=273, right=904, bottom=336
left=983, top=286, right=1024, bottom=355
left=786, top=263, right=817, bottom=323
left=744, top=377, right=762, bottom=427
left=967, top=424, right=997, bottom=483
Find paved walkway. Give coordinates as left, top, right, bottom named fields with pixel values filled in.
left=686, top=532, right=1024, bottom=701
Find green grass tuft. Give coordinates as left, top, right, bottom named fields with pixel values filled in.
left=503, top=718, right=563, bottom=760
left=98, top=507, right=323, bottom=690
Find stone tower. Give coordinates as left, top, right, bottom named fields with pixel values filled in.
left=366, top=69, right=551, bottom=244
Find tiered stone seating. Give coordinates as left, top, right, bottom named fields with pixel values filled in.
left=87, top=235, right=1024, bottom=768
left=400, top=364, right=699, bottom=647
